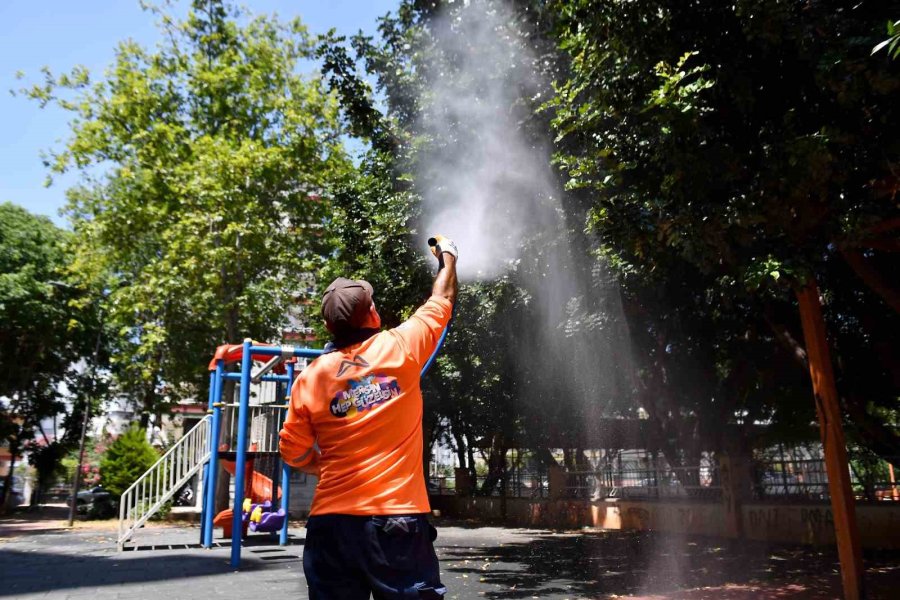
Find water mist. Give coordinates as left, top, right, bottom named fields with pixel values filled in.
left=416, top=0, right=633, bottom=422
left=414, top=0, right=677, bottom=594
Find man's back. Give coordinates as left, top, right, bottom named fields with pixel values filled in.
left=282, top=295, right=453, bottom=516
left=279, top=237, right=458, bottom=599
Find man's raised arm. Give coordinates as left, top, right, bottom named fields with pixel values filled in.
left=428, top=234, right=458, bottom=305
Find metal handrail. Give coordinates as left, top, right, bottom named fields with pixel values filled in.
left=117, top=415, right=212, bottom=550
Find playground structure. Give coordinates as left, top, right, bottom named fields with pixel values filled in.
left=118, top=317, right=451, bottom=566
left=118, top=340, right=323, bottom=568
left=202, top=340, right=323, bottom=568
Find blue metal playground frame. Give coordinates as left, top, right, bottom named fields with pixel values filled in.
left=199, top=341, right=323, bottom=568
left=198, top=322, right=451, bottom=568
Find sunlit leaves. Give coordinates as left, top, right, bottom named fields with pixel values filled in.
left=21, top=0, right=349, bottom=411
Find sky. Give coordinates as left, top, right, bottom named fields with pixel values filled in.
left=0, top=0, right=398, bottom=227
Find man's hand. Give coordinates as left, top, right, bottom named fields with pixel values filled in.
left=298, top=453, right=321, bottom=477
left=429, top=235, right=458, bottom=304
left=428, top=235, right=458, bottom=260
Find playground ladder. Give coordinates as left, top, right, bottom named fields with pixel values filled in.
left=117, top=415, right=212, bottom=550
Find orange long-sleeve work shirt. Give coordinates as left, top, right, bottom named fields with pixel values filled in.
left=279, top=295, right=452, bottom=516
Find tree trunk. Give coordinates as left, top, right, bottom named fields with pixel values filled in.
left=796, top=279, right=865, bottom=600
left=533, top=447, right=558, bottom=477
left=766, top=302, right=900, bottom=462
left=478, top=434, right=507, bottom=496
left=452, top=428, right=467, bottom=469
left=2, top=450, right=17, bottom=508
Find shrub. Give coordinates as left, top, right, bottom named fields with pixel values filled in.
left=99, top=427, right=159, bottom=499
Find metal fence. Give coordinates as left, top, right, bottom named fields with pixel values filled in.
left=426, top=453, right=900, bottom=504
left=752, top=458, right=829, bottom=501
left=565, top=460, right=722, bottom=501
left=428, top=468, right=549, bottom=498
left=508, top=468, right=549, bottom=498
left=473, top=470, right=549, bottom=498
left=428, top=476, right=456, bottom=496
left=753, top=457, right=900, bottom=503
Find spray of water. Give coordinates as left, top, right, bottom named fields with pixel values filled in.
left=417, top=0, right=555, bottom=280
left=415, top=0, right=673, bottom=592
left=417, top=0, right=633, bottom=415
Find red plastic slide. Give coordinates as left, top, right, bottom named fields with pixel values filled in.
left=220, top=457, right=281, bottom=503
left=213, top=456, right=281, bottom=537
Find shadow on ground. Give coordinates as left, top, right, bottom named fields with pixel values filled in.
left=440, top=530, right=900, bottom=599
left=0, top=504, right=69, bottom=520
left=126, top=534, right=304, bottom=552
left=0, top=531, right=304, bottom=597
left=0, top=549, right=252, bottom=597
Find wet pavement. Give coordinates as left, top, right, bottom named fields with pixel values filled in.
left=1, top=513, right=898, bottom=599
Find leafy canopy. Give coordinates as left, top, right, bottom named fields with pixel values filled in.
left=21, top=0, right=350, bottom=415
left=0, top=202, right=105, bottom=501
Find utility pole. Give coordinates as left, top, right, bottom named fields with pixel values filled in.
left=68, top=311, right=104, bottom=527
left=67, top=399, right=92, bottom=526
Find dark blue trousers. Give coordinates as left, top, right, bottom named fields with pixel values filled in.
left=303, top=514, right=446, bottom=600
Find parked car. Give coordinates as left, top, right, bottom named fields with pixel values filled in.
left=0, top=479, right=25, bottom=507
left=76, top=485, right=111, bottom=505
left=73, top=485, right=115, bottom=518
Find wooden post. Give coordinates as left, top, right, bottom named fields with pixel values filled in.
left=796, top=279, right=865, bottom=600
left=889, top=463, right=899, bottom=502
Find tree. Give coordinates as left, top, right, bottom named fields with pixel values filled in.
left=0, top=203, right=104, bottom=507
left=548, top=0, right=900, bottom=462
left=20, top=0, right=350, bottom=421
left=99, top=427, right=159, bottom=498
left=317, top=1, right=636, bottom=485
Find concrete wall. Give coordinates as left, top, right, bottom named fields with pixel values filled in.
left=429, top=495, right=900, bottom=549
left=741, top=503, right=900, bottom=548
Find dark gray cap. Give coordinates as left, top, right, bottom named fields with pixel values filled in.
left=322, top=277, right=374, bottom=334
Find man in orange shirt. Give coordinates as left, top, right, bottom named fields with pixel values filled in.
left=280, top=236, right=458, bottom=600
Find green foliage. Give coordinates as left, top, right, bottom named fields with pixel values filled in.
left=872, top=20, right=900, bottom=59
left=21, top=0, right=350, bottom=416
left=320, top=151, right=431, bottom=329
left=549, top=0, right=898, bottom=286
left=62, top=435, right=108, bottom=489
left=28, top=443, right=69, bottom=494
left=9, top=0, right=894, bottom=481
left=547, top=0, right=900, bottom=459
left=0, top=202, right=106, bottom=504
left=317, top=1, right=551, bottom=476
left=149, top=500, right=172, bottom=521
left=0, top=202, right=71, bottom=401
left=99, top=427, right=160, bottom=498
left=318, top=0, right=899, bottom=469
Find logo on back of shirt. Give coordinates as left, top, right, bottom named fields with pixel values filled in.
left=336, top=354, right=370, bottom=377
left=330, top=375, right=401, bottom=419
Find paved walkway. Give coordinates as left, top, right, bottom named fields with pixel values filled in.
left=1, top=516, right=899, bottom=599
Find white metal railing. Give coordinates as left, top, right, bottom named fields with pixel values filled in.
left=219, top=402, right=285, bottom=454
left=117, top=415, right=212, bottom=550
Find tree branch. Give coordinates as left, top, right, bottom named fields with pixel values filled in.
left=841, top=393, right=900, bottom=465
left=762, top=308, right=809, bottom=371
left=839, top=248, right=900, bottom=314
